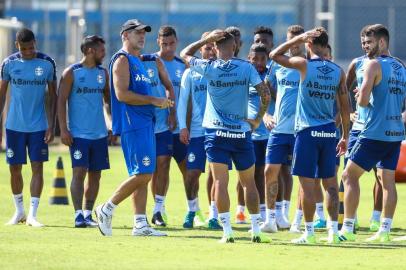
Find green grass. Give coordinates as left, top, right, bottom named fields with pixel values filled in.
left=0, top=147, right=406, bottom=269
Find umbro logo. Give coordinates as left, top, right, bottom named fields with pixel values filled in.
left=218, top=63, right=238, bottom=72
left=316, top=65, right=334, bottom=75
left=391, top=62, right=402, bottom=71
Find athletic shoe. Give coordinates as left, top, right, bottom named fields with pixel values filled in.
left=289, top=223, right=302, bottom=234
left=369, top=220, right=380, bottom=232
left=183, top=211, right=195, bottom=229
left=5, top=212, right=26, bottom=225
left=393, top=235, right=406, bottom=242
left=338, top=231, right=355, bottom=242
left=84, top=214, right=98, bottom=228
left=26, top=216, right=44, bottom=227
left=314, top=219, right=327, bottom=229
left=260, top=221, right=278, bottom=233
left=151, top=211, right=166, bottom=227
left=291, top=234, right=316, bottom=244
left=252, top=232, right=271, bottom=243
left=276, top=216, right=290, bottom=229
left=94, top=204, right=112, bottom=236
left=365, top=232, right=390, bottom=243
left=235, top=211, right=247, bottom=224
left=132, top=225, right=167, bottom=236
left=219, top=234, right=235, bottom=243
left=75, top=213, right=87, bottom=228
left=194, top=209, right=206, bottom=227
left=208, top=218, right=222, bottom=230
left=327, top=231, right=340, bottom=244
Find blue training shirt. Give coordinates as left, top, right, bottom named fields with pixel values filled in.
left=1, top=52, right=56, bottom=132
left=109, top=50, right=155, bottom=135
left=68, top=63, right=107, bottom=139
left=190, top=57, right=262, bottom=133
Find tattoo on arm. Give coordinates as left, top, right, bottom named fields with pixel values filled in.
left=254, top=82, right=271, bottom=121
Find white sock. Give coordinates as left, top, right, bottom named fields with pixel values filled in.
left=83, top=209, right=92, bottom=218
left=282, top=200, right=290, bottom=219
left=195, top=197, right=200, bottom=211
left=259, top=204, right=266, bottom=221
left=315, top=202, right=325, bottom=220
left=266, top=208, right=276, bottom=224
left=293, top=209, right=303, bottom=225
left=275, top=201, right=283, bottom=219
left=102, top=200, right=116, bottom=216
left=161, top=204, right=166, bottom=215
left=209, top=201, right=218, bottom=219
left=13, top=193, right=24, bottom=214
left=327, top=220, right=338, bottom=234
left=187, top=198, right=197, bottom=212
left=75, top=210, right=83, bottom=219
left=219, top=212, right=233, bottom=236
left=305, top=222, right=314, bottom=236
left=134, top=214, right=148, bottom=228
left=153, top=195, right=165, bottom=214
left=237, top=205, right=245, bottom=213
left=28, top=197, right=40, bottom=218
left=250, top=213, right=261, bottom=234
left=342, top=218, right=355, bottom=233
left=371, top=210, right=381, bottom=222
left=379, top=218, right=393, bottom=233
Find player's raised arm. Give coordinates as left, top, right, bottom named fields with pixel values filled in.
left=358, top=59, right=381, bottom=107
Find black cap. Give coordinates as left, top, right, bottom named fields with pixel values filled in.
left=120, top=19, right=151, bottom=35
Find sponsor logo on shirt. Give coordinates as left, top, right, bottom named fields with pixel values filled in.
left=209, top=79, right=247, bottom=88
left=11, top=78, right=46, bottom=86
left=215, top=130, right=246, bottom=139
left=310, top=131, right=336, bottom=138
left=135, top=74, right=151, bottom=83
left=76, top=87, right=104, bottom=94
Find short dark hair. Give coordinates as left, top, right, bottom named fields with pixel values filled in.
left=360, top=25, right=370, bottom=37
left=312, top=27, right=328, bottom=47
left=80, top=35, right=105, bottom=54
left=365, top=24, right=389, bottom=44
left=225, top=26, right=241, bottom=38
left=287, top=25, right=304, bottom=36
left=158, top=25, right=177, bottom=38
left=249, top=43, right=268, bottom=54
left=254, top=26, right=273, bottom=37
left=16, top=28, right=35, bottom=43
left=216, top=31, right=235, bottom=46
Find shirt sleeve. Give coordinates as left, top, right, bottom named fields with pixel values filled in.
left=47, top=57, right=57, bottom=81
left=1, top=60, right=10, bottom=81
left=177, top=68, right=192, bottom=130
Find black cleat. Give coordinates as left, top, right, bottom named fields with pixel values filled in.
left=151, top=212, right=166, bottom=227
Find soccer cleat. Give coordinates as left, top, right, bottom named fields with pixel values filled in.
left=194, top=209, right=206, bottom=227
left=276, top=216, right=290, bottom=229
left=5, top=212, right=26, bottom=225
left=338, top=231, right=356, bottom=242
left=289, top=223, right=302, bottom=234
left=84, top=214, right=98, bottom=228
left=252, top=232, right=271, bottom=243
left=75, top=213, right=87, bottom=228
left=327, top=231, right=340, bottom=244
left=260, top=221, right=278, bottom=233
left=26, top=216, right=44, bottom=227
left=94, top=204, right=112, bottom=236
left=152, top=212, right=167, bottom=227
left=314, top=219, right=327, bottom=229
left=183, top=211, right=195, bottom=229
left=369, top=220, right=380, bottom=232
left=365, top=232, right=390, bottom=243
left=219, top=234, right=235, bottom=244
left=235, top=211, right=247, bottom=224
left=291, top=234, right=316, bottom=244
left=208, top=218, right=222, bottom=230
left=132, top=225, right=167, bottom=236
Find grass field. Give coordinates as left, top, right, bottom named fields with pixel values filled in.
left=0, top=147, right=406, bottom=270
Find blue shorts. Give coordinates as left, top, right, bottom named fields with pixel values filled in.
left=266, top=133, right=295, bottom=165
left=344, top=129, right=361, bottom=166
left=121, top=125, right=156, bottom=176
left=292, top=123, right=337, bottom=179
left=187, top=136, right=206, bottom=172
left=205, top=129, right=255, bottom=171
left=349, top=137, right=401, bottom=171
left=70, top=137, right=110, bottom=171
left=5, top=129, right=48, bottom=165
left=253, top=139, right=268, bottom=167
left=172, top=133, right=187, bottom=163
left=335, top=138, right=340, bottom=166
left=155, top=130, right=173, bottom=157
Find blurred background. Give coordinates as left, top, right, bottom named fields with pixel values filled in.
left=0, top=0, right=405, bottom=75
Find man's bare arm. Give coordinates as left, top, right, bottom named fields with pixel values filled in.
left=254, top=81, right=271, bottom=121
left=57, top=67, right=74, bottom=146
left=358, top=59, right=380, bottom=107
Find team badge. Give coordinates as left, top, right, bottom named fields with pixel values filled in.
left=142, top=156, right=151, bottom=166
left=147, top=69, right=154, bottom=78
left=175, top=69, right=182, bottom=78
left=73, top=150, right=82, bottom=160
left=97, top=74, right=104, bottom=84
left=35, top=66, right=44, bottom=76
left=6, top=149, right=14, bottom=158
left=188, top=152, right=196, bottom=163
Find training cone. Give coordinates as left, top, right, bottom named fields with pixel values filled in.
left=395, top=141, right=406, bottom=183
left=49, top=156, right=69, bottom=205
left=338, top=180, right=344, bottom=230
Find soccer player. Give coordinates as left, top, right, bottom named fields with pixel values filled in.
left=151, top=26, right=190, bottom=226
left=270, top=27, right=351, bottom=244
left=254, top=26, right=274, bottom=69
left=264, top=25, right=304, bottom=233
left=178, top=32, right=218, bottom=229
left=0, top=28, right=57, bottom=227
left=57, top=35, right=111, bottom=228
left=225, top=26, right=242, bottom=57
left=181, top=29, right=271, bottom=243
left=340, top=24, right=406, bottom=243
left=95, top=19, right=172, bottom=237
